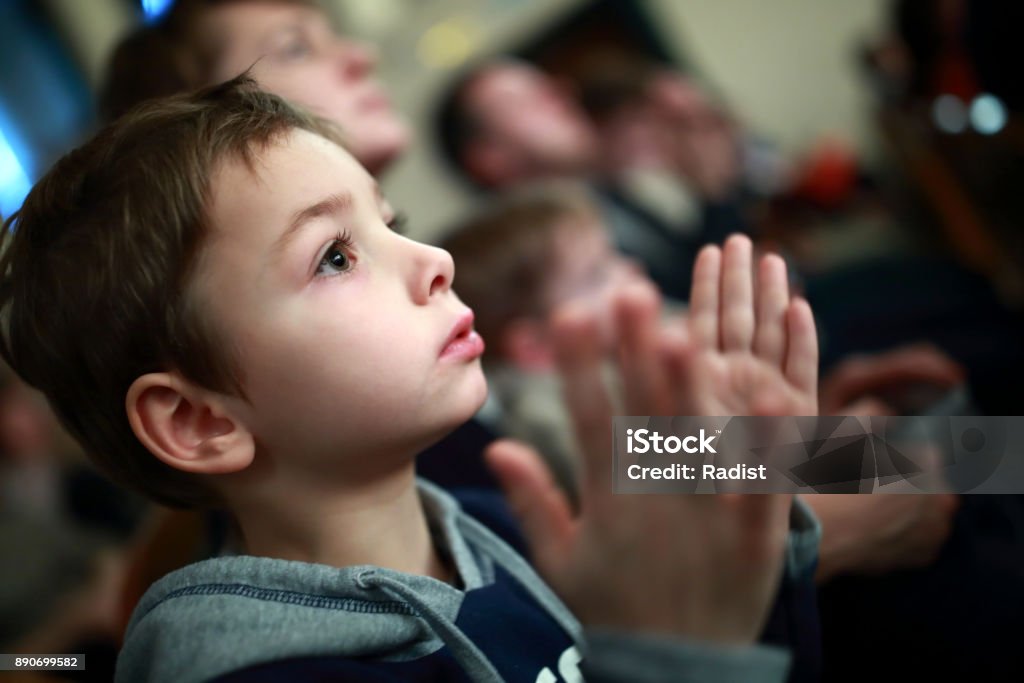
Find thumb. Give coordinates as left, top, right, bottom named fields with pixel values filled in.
left=485, top=439, right=576, bottom=571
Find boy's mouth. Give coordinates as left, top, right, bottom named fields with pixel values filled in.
left=440, top=310, right=485, bottom=361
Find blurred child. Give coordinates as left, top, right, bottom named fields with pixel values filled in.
left=0, top=76, right=820, bottom=683
left=441, top=183, right=651, bottom=492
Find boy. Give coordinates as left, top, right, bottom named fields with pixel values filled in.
left=0, top=77, right=819, bottom=682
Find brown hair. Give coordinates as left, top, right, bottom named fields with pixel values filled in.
left=440, top=183, right=599, bottom=361
left=100, top=0, right=318, bottom=122
left=0, top=74, right=346, bottom=508
left=433, top=58, right=525, bottom=188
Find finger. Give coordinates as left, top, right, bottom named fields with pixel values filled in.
left=784, top=297, right=818, bottom=401
left=614, top=282, right=674, bottom=415
left=551, top=303, right=616, bottom=492
left=660, top=320, right=697, bottom=414
left=689, top=245, right=722, bottom=349
left=897, top=344, right=967, bottom=384
left=821, top=346, right=966, bottom=409
left=752, top=253, right=789, bottom=367
left=721, top=234, right=755, bottom=352
left=485, top=440, right=576, bottom=570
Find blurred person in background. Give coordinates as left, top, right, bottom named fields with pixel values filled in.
left=0, top=368, right=132, bottom=681
left=431, top=55, right=1024, bottom=417
left=0, top=514, right=124, bottom=683
left=441, top=183, right=658, bottom=495
left=435, top=58, right=719, bottom=301
left=1, top=369, right=68, bottom=522
left=1, top=367, right=145, bottom=541
left=102, top=0, right=407, bottom=177
left=578, top=61, right=768, bottom=231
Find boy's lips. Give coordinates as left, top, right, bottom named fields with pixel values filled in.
left=440, top=309, right=485, bottom=361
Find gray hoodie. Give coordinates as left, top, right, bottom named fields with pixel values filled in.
left=118, top=481, right=813, bottom=682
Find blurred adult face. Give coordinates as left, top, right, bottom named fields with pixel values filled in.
left=203, top=2, right=409, bottom=175
left=465, top=63, right=598, bottom=182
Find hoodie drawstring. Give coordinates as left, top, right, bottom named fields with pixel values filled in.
left=357, top=569, right=505, bottom=683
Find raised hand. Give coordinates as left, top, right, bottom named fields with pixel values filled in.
left=486, top=279, right=792, bottom=645
left=673, top=234, right=818, bottom=417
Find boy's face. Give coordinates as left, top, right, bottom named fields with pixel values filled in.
left=194, top=129, right=486, bottom=477
left=204, top=2, right=408, bottom=174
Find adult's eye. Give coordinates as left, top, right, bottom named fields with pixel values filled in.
left=276, top=37, right=312, bottom=61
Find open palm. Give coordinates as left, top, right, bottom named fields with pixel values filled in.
left=485, top=234, right=817, bottom=646
left=679, top=236, right=817, bottom=417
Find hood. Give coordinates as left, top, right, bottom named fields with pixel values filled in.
left=116, top=480, right=581, bottom=683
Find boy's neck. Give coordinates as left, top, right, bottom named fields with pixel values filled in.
left=230, top=464, right=453, bottom=583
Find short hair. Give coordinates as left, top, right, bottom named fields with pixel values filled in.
left=433, top=63, right=491, bottom=186
left=433, top=58, right=526, bottom=188
left=100, top=0, right=318, bottom=122
left=0, top=75, right=347, bottom=508
left=440, top=183, right=600, bottom=361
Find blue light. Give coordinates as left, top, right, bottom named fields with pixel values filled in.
left=969, top=94, right=1007, bottom=136
left=141, top=0, right=175, bottom=22
left=0, top=127, right=31, bottom=220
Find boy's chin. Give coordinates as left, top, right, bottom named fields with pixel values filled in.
left=452, top=369, right=489, bottom=423
left=435, top=370, right=489, bottom=435
left=401, top=366, right=488, bottom=454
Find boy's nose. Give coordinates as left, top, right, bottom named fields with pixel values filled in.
left=410, top=242, right=454, bottom=305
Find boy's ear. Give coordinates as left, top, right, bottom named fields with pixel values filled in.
left=126, top=373, right=254, bottom=475
left=502, top=318, right=555, bottom=371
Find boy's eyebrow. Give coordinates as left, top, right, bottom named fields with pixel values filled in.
left=275, top=192, right=353, bottom=252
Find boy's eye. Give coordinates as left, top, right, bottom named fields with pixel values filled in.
left=315, top=235, right=355, bottom=276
